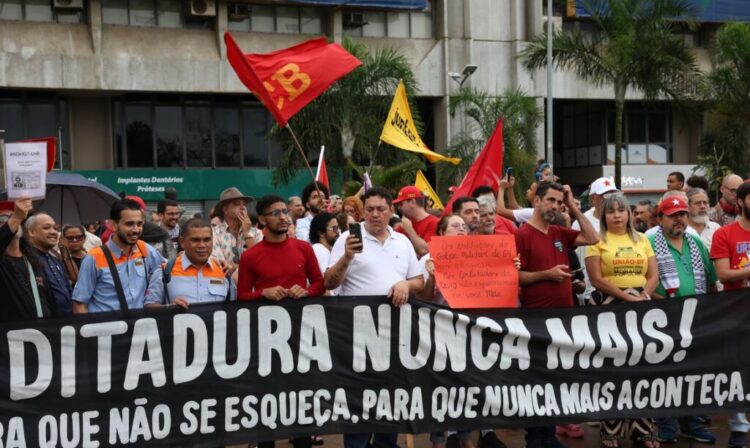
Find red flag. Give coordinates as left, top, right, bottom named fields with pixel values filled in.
left=443, top=119, right=504, bottom=215
left=20, top=137, right=56, bottom=172
left=225, top=32, right=362, bottom=127
left=315, top=146, right=330, bottom=191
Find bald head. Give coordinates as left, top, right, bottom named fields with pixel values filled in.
left=721, top=174, right=744, bottom=205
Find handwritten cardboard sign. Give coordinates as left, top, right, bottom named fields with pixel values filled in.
left=429, top=235, right=519, bottom=308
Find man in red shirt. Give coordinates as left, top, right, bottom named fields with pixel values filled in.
left=237, top=194, right=325, bottom=448
left=514, top=181, right=598, bottom=448
left=393, top=185, right=438, bottom=257
left=711, top=181, right=750, bottom=291
left=238, top=195, right=324, bottom=301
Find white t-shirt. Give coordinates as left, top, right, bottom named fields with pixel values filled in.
left=295, top=215, right=313, bottom=242
left=328, top=226, right=421, bottom=296
left=312, top=243, right=331, bottom=277
left=571, top=207, right=600, bottom=231
left=689, top=220, right=721, bottom=251
left=512, top=208, right=534, bottom=224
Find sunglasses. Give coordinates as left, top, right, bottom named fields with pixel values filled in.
left=264, top=209, right=290, bottom=218
left=65, top=235, right=85, bottom=242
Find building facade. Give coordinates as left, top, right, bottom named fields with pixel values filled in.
left=0, top=0, right=745, bottom=212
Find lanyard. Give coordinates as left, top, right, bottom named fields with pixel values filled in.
left=25, top=258, right=43, bottom=318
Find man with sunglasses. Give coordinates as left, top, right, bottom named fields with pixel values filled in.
left=237, top=195, right=324, bottom=301
left=309, top=212, right=339, bottom=277
left=236, top=195, right=324, bottom=448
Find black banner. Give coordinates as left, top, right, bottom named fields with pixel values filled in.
left=1, top=291, right=750, bottom=446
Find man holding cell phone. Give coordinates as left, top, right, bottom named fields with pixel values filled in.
left=325, top=186, right=423, bottom=448
left=325, top=186, right=423, bottom=307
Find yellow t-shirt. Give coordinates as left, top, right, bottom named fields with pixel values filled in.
left=584, top=231, right=654, bottom=288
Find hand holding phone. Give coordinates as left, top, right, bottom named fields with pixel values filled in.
left=346, top=223, right=364, bottom=258
left=505, top=167, right=513, bottom=180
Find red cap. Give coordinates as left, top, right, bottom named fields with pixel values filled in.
left=0, top=201, right=14, bottom=212
left=125, top=195, right=146, bottom=211
left=659, top=196, right=689, bottom=216
left=392, top=186, right=425, bottom=204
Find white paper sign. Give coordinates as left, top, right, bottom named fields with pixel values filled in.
left=4, top=142, right=47, bottom=200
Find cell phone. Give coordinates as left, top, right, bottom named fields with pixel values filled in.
left=505, top=167, right=513, bottom=180
left=349, top=222, right=362, bottom=246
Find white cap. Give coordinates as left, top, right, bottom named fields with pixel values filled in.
left=590, top=177, right=618, bottom=196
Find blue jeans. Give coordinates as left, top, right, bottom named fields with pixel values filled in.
left=730, top=413, right=750, bottom=433
left=344, top=433, right=399, bottom=448
left=656, top=416, right=705, bottom=433
left=430, top=430, right=472, bottom=443
left=525, top=426, right=556, bottom=447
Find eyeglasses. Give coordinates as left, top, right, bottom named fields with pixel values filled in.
left=327, top=225, right=340, bottom=232
left=264, top=209, right=290, bottom=218
left=449, top=222, right=468, bottom=230
left=65, top=235, right=85, bottom=242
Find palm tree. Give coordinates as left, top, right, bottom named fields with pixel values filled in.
left=271, top=37, right=422, bottom=187
left=439, top=86, right=542, bottom=195
left=519, top=0, right=701, bottom=188
left=697, top=22, right=750, bottom=189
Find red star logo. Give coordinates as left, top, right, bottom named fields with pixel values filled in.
left=603, top=180, right=611, bottom=186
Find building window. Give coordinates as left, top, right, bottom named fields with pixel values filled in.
left=227, top=3, right=324, bottom=35
left=0, top=0, right=84, bottom=24
left=554, top=100, right=671, bottom=168
left=343, top=4, right=433, bottom=39
left=113, top=95, right=282, bottom=169
left=0, top=91, right=71, bottom=169
left=606, top=109, right=671, bottom=164
left=101, top=0, right=213, bottom=28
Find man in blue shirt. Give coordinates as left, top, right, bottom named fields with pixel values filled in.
left=145, top=217, right=235, bottom=308
left=25, top=212, right=73, bottom=315
left=73, top=199, right=164, bottom=313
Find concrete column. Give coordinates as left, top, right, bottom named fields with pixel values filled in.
left=88, top=0, right=102, bottom=54
left=330, top=8, right=343, bottom=43
left=217, top=1, right=228, bottom=58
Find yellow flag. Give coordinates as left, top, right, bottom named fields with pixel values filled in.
left=380, top=81, right=461, bottom=165
left=415, top=170, right=444, bottom=210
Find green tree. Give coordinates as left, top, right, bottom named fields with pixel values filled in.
left=439, top=86, right=542, bottom=196
left=519, top=0, right=701, bottom=188
left=271, top=37, right=422, bottom=187
left=697, top=22, right=750, bottom=191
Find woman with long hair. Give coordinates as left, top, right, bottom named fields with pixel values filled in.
left=584, top=193, right=659, bottom=448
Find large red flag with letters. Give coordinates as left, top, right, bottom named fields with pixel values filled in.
left=443, top=119, right=504, bottom=215
left=225, top=32, right=362, bottom=127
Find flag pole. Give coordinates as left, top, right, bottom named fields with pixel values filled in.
left=368, top=141, right=382, bottom=172
left=285, top=124, right=325, bottom=197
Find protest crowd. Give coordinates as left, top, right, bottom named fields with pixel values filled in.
left=3, top=158, right=750, bottom=448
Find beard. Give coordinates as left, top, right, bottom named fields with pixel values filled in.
left=542, top=210, right=556, bottom=223
left=690, top=213, right=709, bottom=224
left=634, top=221, right=648, bottom=233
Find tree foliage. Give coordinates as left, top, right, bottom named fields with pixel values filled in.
left=519, top=0, right=701, bottom=188
left=437, top=87, right=542, bottom=196
left=270, top=37, right=422, bottom=188
left=697, top=22, right=750, bottom=189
